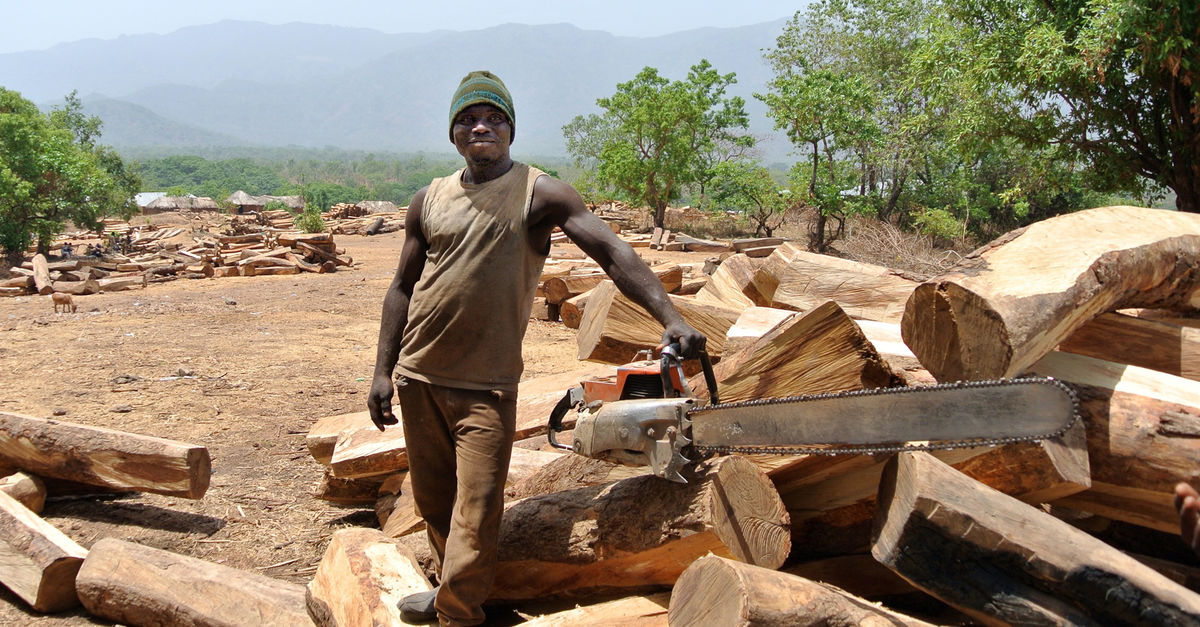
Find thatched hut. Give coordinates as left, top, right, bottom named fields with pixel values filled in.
left=225, top=191, right=304, bottom=214
left=143, top=195, right=221, bottom=215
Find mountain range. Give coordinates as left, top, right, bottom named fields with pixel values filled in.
left=0, top=20, right=796, bottom=161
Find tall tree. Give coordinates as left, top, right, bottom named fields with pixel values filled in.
left=925, top=0, right=1199, bottom=211
left=0, top=89, right=139, bottom=260
left=563, top=61, right=752, bottom=228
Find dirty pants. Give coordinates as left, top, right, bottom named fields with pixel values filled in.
left=396, top=377, right=515, bottom=627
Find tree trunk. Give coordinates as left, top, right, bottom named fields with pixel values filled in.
left=901, top=205, right=1200, bottom=382
left=1058, top=311, right=1200, bottom=382
left=521, top=593, right=669, bottom=626
left=668, top=555, right=935, bottom=626
left=872, top=451, right=1200, bottom=626
left=76, top=538, right=311, bottom=626
left=0, top=411, right=210, bottom=499
left=693, top=254, right=768, bottom=309
left=0, top=470, right=46, bottom=513
left=490, top=455, right=789, bottom=601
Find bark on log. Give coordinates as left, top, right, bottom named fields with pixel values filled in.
left=0, top=471, right=46, bottom=513
left=305, top=528, right=432, bottom=627
left=76, top=538, right=311, bottom=626
left=490, top=455, right=789, bottom=601
left=668, top=555, right=934, bottom=626
left=315, top=470, right=387, bottom=506
left=507, top=453, right=650, bottom=501
left=692, top=300, right=904, bottom=404
left=577, top=280, right=741, bottom=364
left=872, top=451, right=1200, bottom=626
left=560, top=289, right=592, bottom=329
left=0, top=490, right=87, bottom=612
left=902, top=205, right=1200, bottom=382
left=694, top=254, right=767, bottom=309
left=1059, top=311, right=1200, bottom=382
left=767, top=251, right=918, bottom=324
left=773, top=419, right=1090, bottom=559
left=1031, top=350, right=1200, bottom=532
left=0, top=412, right=210, bottom=499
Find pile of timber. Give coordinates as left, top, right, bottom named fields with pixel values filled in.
left=2, top=232, right=355, bottom=298
left=293, top=204, right=1200, bottom=624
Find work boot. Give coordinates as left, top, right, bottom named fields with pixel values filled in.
left=398, top=586, right=439, bottom=623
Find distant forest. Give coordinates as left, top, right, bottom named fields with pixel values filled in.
left=129, top=148, right=573, bottom=209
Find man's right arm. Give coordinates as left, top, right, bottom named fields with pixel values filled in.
left=367, top=187, right=429, bottom=430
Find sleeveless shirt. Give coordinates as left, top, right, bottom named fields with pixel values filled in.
left=394, top=162, right=548, bottom=393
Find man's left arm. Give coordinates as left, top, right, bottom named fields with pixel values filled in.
left=530, top=176, right=706, bottom=357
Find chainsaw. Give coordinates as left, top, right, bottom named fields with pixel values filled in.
left=548, top=344, right=1080, bottom=483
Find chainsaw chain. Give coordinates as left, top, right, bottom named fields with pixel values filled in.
left=689, top=377, right=1082, bottom=457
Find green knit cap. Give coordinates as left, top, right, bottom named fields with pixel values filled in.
left=448, top=70, right=515, bottom=142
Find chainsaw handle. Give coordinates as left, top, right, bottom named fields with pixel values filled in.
left=661, top=343, right=719, bottom=405
left=547, top=385, right=583, bottom=451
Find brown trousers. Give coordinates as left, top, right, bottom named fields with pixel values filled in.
left=396, top=376, right=515, bottom=627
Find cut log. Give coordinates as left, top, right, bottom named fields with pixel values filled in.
left=692, top=300, right=904, bottom=404
left=0, top=471, right=46, bottom=513
left=772, top=417, right=1089, bottom=559
left=1030, top=350, right=1200, bottom=532
left=544, top=264, right=681, bottom=306
left=1059, top=311, right=1200, bottom=382
left=31, top=254, right=53, bottom=295
left=315, top=470, right=387, bottom=506
left=872, top=450, right=1200, bottom=625
left=50, top=277, right=99, bottom=295
left=577, top=280, right=741, bottom=364
left=306, top=528, right=432, bottom=627
left=721, top=307, right=796, bottom=357
left=766, top=251, right=918, bottom=324
left=0, top=490, right=87, bottom=612
left=669, top=555, right=933, bottom=626
left=749, top=242, right=805, bottom=306
left=490, top=455, right=789, bottom=601
left=306, top=410, right=374, bottom=466
left=902, top=205, right=1200, bottom=382
left=522, top=593, right=669, bottom=626
left=559, top=288, right=592, bottom=329
left=76, top=538, right=311, bottom=626
left=0, top=412, right=210, bottom=498
left=694, top=254, right=767, bottom=309
left=732, top=237, right=786, bottom=253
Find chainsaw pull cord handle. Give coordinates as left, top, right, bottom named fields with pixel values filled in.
left=661, top=343, right=719, bottom=406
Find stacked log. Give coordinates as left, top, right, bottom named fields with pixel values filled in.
left=4, top=229, right=357, bottom=299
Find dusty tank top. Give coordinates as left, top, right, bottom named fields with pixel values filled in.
left=394, top=162, right=548, bottom=393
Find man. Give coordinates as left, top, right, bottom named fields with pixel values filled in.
left=367, top=70, right=706, bottom=626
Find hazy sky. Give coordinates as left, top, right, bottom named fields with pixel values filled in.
left=0, top=1, right=806, bottom=54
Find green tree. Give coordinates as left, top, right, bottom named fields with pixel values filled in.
left=708, top=161, right=793, bottom=237
left=563, top=61, right=752, bottom=228
left=922, top=0, right=1199, bottom=211
left=0, top=89, right=139, bottom=260
left=757, top=67, right=880, bottom=251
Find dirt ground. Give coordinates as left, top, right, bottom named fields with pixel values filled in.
left=0, top=227, right=711, bottom=624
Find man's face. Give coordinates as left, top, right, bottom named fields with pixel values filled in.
left=451, top=103, right=512, bottom=163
